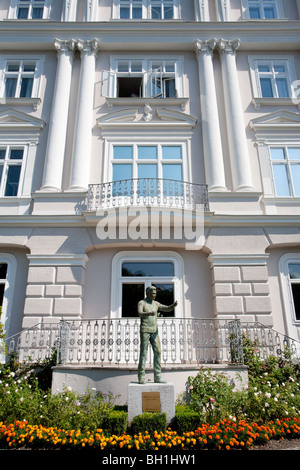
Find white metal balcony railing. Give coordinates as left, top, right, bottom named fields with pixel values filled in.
left=2, top=318, right=300, bottom=367
left=86, top=179, right=210, bottom=212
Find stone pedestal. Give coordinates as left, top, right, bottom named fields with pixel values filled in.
left=128, top=382, right=175, bottom=425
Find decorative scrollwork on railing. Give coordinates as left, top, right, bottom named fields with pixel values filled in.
left=87, top=179, right=210, bottom=212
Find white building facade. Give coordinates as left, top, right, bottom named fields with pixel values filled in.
left=0, top=0, right=300, bottom=400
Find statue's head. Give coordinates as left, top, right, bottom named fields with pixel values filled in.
left=146, top=286, right=157, bottom=299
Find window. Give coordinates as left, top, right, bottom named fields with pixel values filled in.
left=115, top=0, right=180, bottom=19
left=0, top=146, right=26, bottom=197
left=121, top=261, right=175, bottom=317
left=0, top=57, right=44, bottom=100
left=111, top=251, right=183, bottom=319
left=248, top=56, right=297, bottom=103
left=248, top=0, right=278, bottom=18
left=269, top=146, right=300, bottom=197
left=3, top=61, right=36, bottom=98
left=111, top=143, right=183, bottom=187
left=288, top=263, right=300, bottom=321
left=101, top=56, right=183, bottom=99
left=9, top=0, right=50, bottom=20
left=0, top=254, right=17, bottom=343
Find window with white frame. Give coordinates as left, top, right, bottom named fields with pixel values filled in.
left=0, top=58, right=43, bottom=99
left=269, top=146, right=300, bottom=197
left=288, top=262, right=300, bottom=322
left=110, top=143, right=184, bottom=188
left=101, top=56, right=183, bottom=99
left=244, top=0, right=282, bottom=19
left=8, top=0, right=51, bottom=19
left=0, top=146, right=26, bottom=197
left=114, top=0, right=180, bottom=19
left=0, top=254, right=17, bottom=339
left=111, top=252, right=183, bottom=318
left=249, top=56, right=296, bottom=100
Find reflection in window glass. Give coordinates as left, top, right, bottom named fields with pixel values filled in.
left=122, top=261, right=174, bottom=277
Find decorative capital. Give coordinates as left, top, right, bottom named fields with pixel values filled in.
left=217, top=38, right=240, bottom=56
left=194, top=38, right=217, bottom=57
left=54, top=38, right=76, bottom=57
left=77, top=38, right=100, bottom=57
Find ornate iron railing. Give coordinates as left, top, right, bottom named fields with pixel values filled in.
left=87, top=179, right=210, bottom=212
left=2, top=319, right=300, bottom=367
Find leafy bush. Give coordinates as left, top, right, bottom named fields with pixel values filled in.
left=130, top=412, right=166, bottom=435
left=174, top=405, right=201, bottom=434
left=184, top=336, right=300, bottom=424
left=186, top=368, right=235, bottom=422
left=102, top=410, right=128, bottom=435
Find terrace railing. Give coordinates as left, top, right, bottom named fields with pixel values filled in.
left=2, top=319, right=300, bottom=367
left=86, top=179, right=210, bottom=212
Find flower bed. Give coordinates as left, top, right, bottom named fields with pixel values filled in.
left=1, top=416, right=300, bottom=451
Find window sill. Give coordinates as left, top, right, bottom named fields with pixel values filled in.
left=0, top=97, right=41, bottom=111
left=106, top=97, right=189, bottom=111
left=252, top=97, right=300, bottom=110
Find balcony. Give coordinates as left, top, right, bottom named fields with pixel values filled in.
left=87, top=179, right=210, bottom=212
left=3, top=318, right=299, bottom=367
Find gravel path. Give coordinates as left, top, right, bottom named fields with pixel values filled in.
left=251, top=438, right=300, bottom=451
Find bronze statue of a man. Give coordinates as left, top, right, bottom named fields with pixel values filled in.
left=137, top=286, right=177, bottom=384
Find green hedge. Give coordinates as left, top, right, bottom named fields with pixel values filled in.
left=174, top=405, right=201, bottom=434
left=102, top=410, right=128, bottom=435
left=130, top=412, right=167, bottom=435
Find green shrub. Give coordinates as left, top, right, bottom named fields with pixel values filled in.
left=130, top=412, right=166, bottom=435
left=102, top=410, right=128, bottom=435
left=174, top=405, right=201, bottom=433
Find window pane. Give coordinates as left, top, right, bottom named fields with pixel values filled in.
left=10, top=149, right=24, bottom=160
left=5, top=78, right=17, bottom=97
left=137, top=164, right=157, bottom=179
left=290, top=165, right=300, bottom=196
left=276, top=78, right=289, bottom=98
left=118, top=62, right=129, bottom=72
left=288, top=148, right=300, bottom=160
left=113, top=146, right=133, bottom=159
left=152, top=283, right=174, bottom=316
left=120, top=7, right=130, bottom=18
left=23, top=62, right=36, bottom=72
left=20, top=77, right=33, bottom=97
left=264, top=6, right=276, bottom=18
left=122, top=261, right=174, bottom=277
left=138, top=146, right=157, bottom=160
left=17, top=8, right=29, bottom=19
left=151, top=6, right=161, bottom=19
left=122, top=283, right=144, bottom=317
left=164, top=78, right=176, bottom=97
left=132, top=7, right=142, bottom=18
left=270, top=148, right=285, bottom=160
left=162, top=146, right=182, bottom=160
left=164, top=6, right=174, bottom=19
left=273, top=65, right=285, bottom=73
left=5, top=165, right=21, bottom=196
left=289, top=264, right=300, bottom=279
left=260, top=78, right=273, bottom=97
left=163, top=164, right=182, bottom=181
left=291, top=284, right=300, bottom=321
left=0, top=284, right=5, bottom=307
left=257, top=65, right=270, bottom=72
left=0, top=150, right=6, bottom=160
left=7, top=63, right=19, bottom=72
left=272, top=164, right=290, bottom=196
left=249, top=7, right=261, bottom=18
left=0, top=264, right=7, bottom=280
left=32, top=7, right=43, bottom=19
left=112, top=164, right=132, bottom=181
